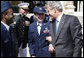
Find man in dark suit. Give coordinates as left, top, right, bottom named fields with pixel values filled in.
left=28, top=7, right=51, bottom=57
left=45, top=1, right=83, bottom=57
left=1, top=1, right=18, bottom=57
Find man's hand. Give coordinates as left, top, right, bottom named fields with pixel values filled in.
left=49, top=44, right=55, bottom=53
left=46, top=36, right=52, bottom=42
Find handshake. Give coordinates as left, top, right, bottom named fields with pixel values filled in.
left=46, top=36, right=55, bottom=53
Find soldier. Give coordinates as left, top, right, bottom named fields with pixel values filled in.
left=1, top=1, right=18, bottom=57
left=28, top=7, right=51, bottom=57
left=14, top=3, right=33, bottom=57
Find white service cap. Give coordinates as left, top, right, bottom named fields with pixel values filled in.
left=18, top=2, right=29, bottom=9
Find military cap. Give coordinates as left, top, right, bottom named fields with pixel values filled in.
left=1, top=1, right=11, bottom=13
left=18, top=3, right=29, bottom=9
left=33, top=7, right=46, bottom=14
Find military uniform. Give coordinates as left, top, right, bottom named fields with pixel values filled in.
left=28, top=7, right=51, bottom=57
left=15, top=15, right=33, bottom=48
left=14, top=3, right=33, bottom=57
left=1, top=1, right=18, bottom=57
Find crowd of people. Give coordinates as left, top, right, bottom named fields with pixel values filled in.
left=1, top=1, right=83, bottom=57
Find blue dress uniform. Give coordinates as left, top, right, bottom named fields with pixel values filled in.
left=1, top=1, right=17, bottom=57
left=1, top=23, right=17, bottom=57
left=28, top=7, right=51, bottom=57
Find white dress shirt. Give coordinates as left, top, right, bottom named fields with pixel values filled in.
left=37, top=22, right=42, bottom=35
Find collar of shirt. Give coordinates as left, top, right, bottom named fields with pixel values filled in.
left=1, top=21, right=10, bottom=31
left=56, top=12, right=63, bottom=22
left=37, top=22, right=42, bottom=27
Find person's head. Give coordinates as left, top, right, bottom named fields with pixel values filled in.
left=1, top=1, right=14, bottom=25
left=33, top=7, right=46, bottom=23
left=34, top=13, right=45, bottom=23
left=45, top=1, right=63, bottom=19
left=18, top=3, right=29, bottom=16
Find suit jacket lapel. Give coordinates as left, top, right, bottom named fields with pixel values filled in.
left=52, top=19, right=57, bottom=38
left=55, top=14, right=66, bottom=42
left=50, top=19, right=57, bottom=45
left=57, top=14, right=65, bottom=36
left=1, top=23, right=7, bottom=32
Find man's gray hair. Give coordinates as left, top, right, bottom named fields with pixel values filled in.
left=46, top=1, right=63, bottom=12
